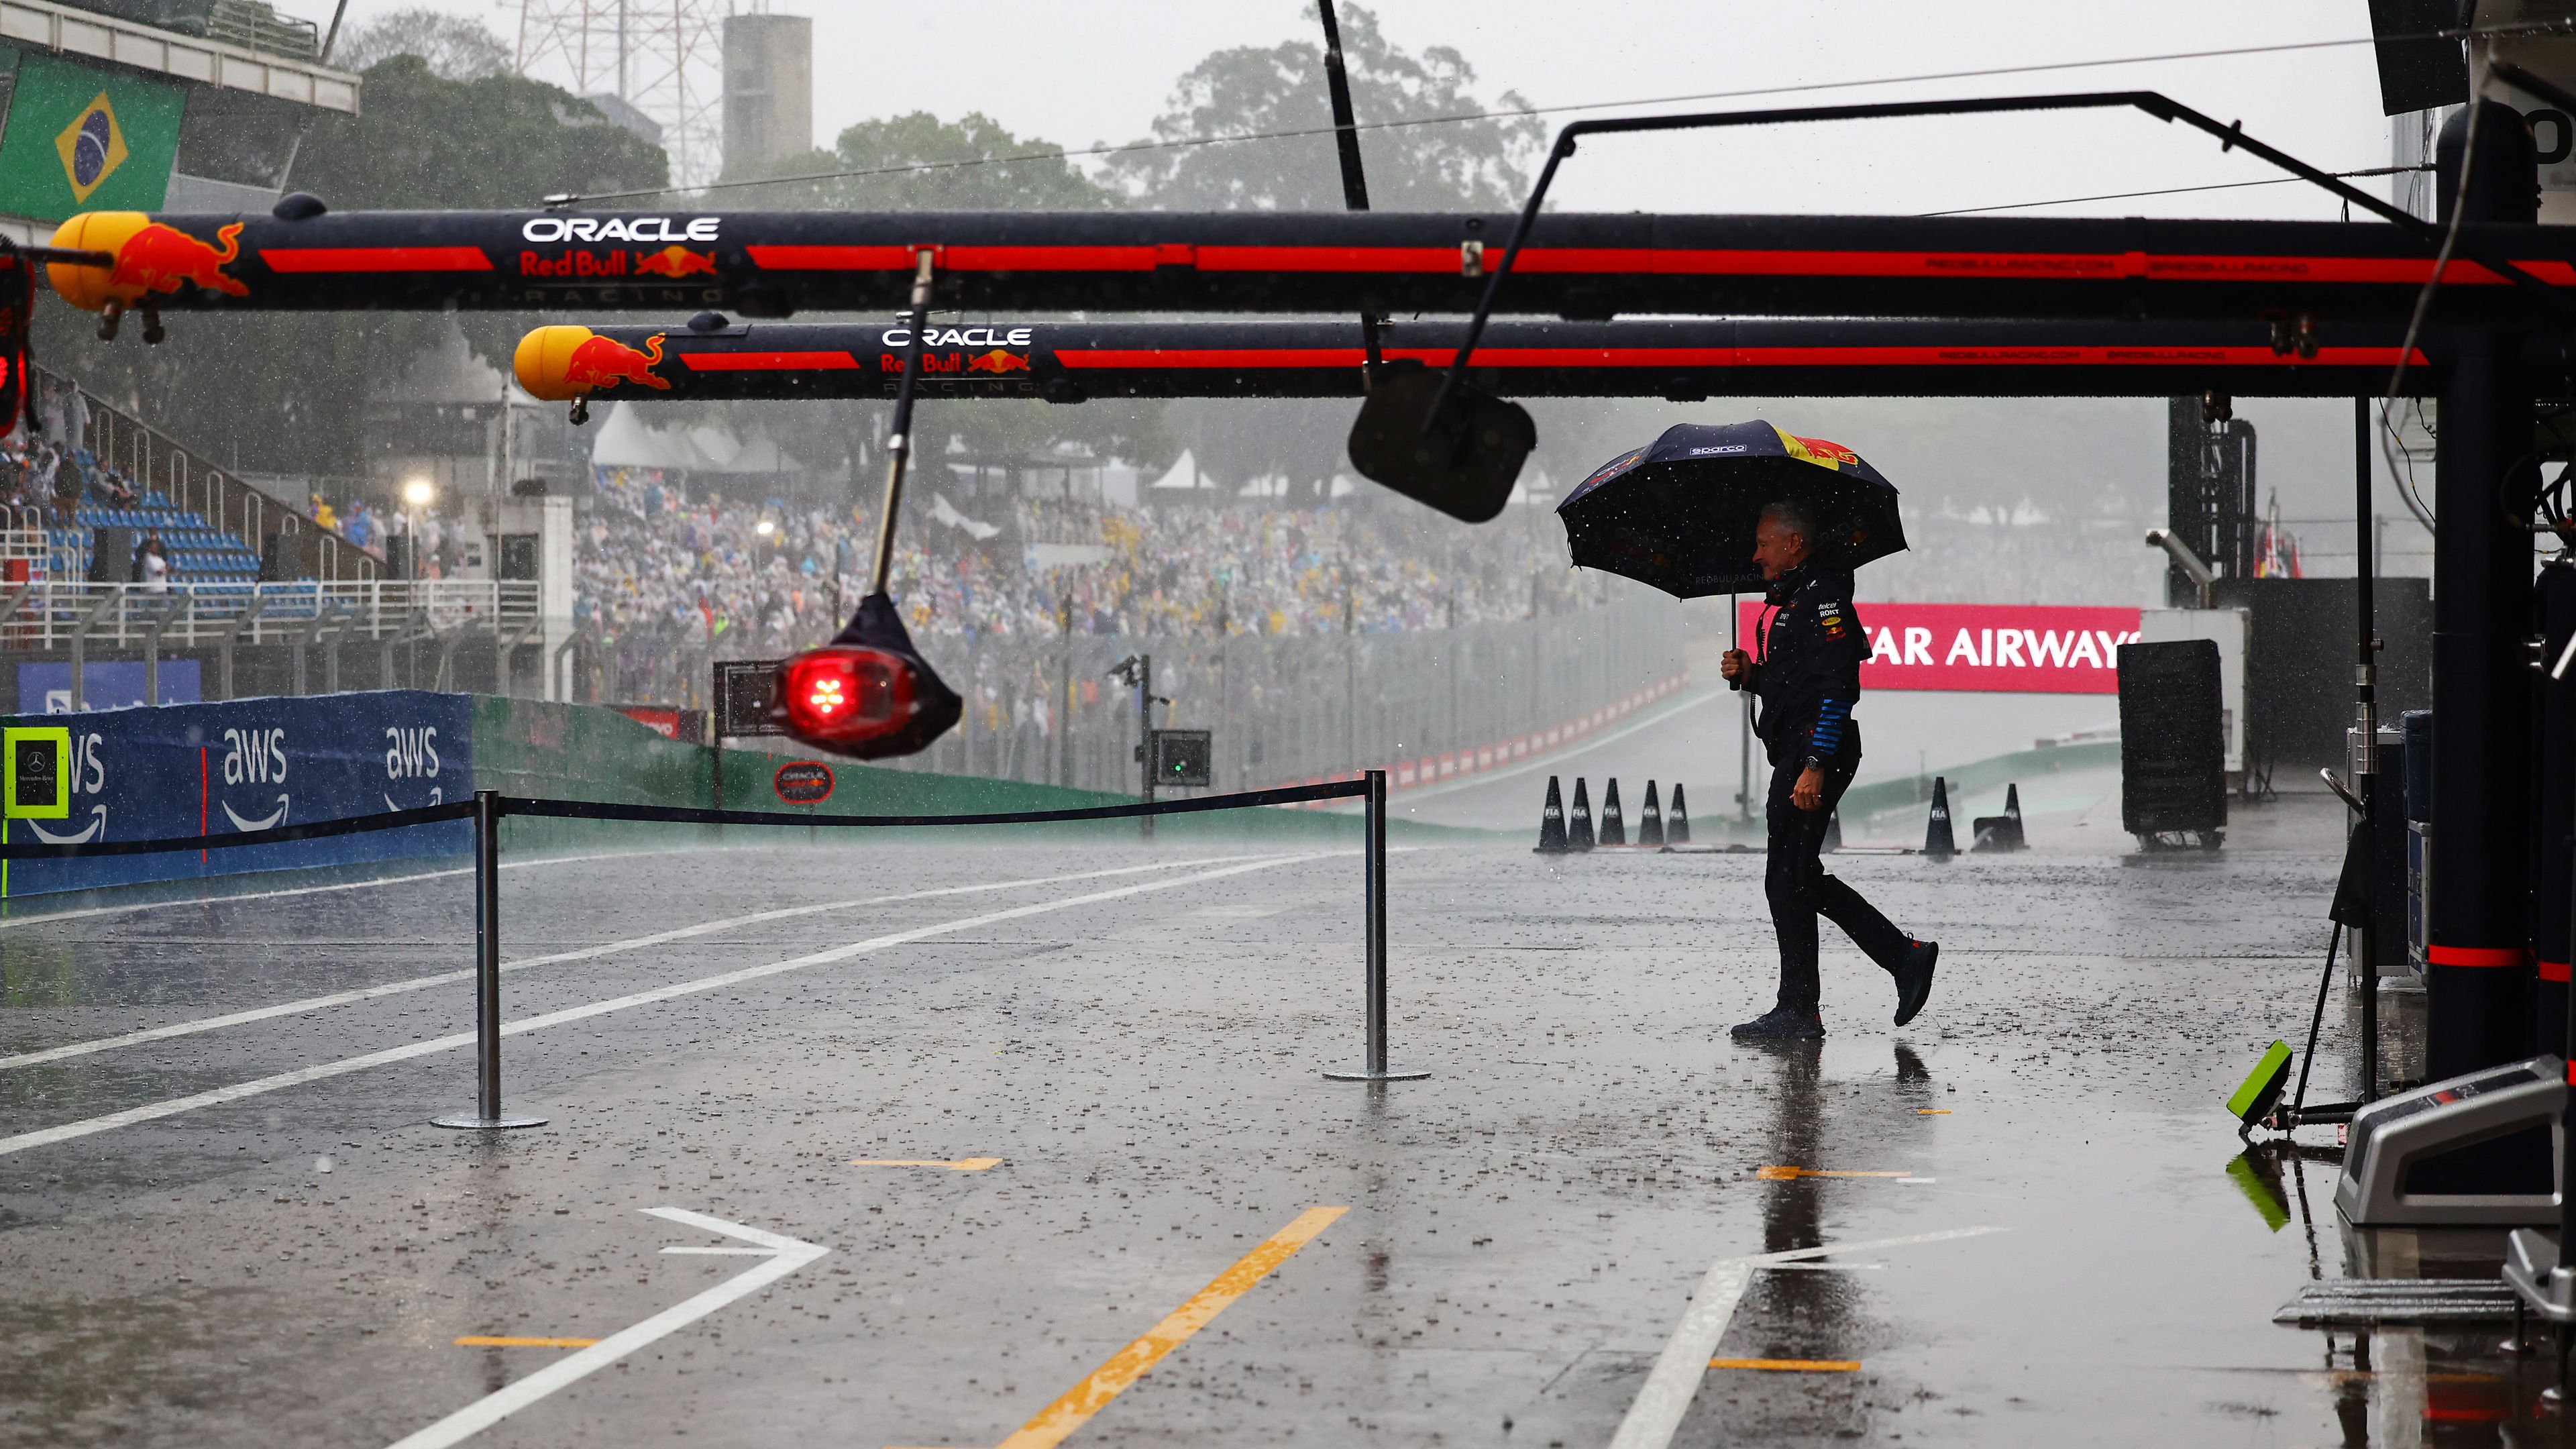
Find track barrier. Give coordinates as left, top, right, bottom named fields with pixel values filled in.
left=1600, top=778, right=1627, bottom=847
left=1638, top=782, right=1664, bottom=849
left=1535, top=775, right=1570, bottom=854
left=0, top=771, right=1424, bottom=1122
left=1668, top=784, right=1690, bottom=845
left=1570, top=778, right=1596, bottom=851
left=1971, top=782, right=2028, bottom=853
left=1924, top=776, right=1957, bottom=861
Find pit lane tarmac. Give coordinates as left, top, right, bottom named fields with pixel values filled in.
left=0, top=817, right=2512, bottom=1446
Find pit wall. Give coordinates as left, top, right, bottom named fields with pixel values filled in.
left=0, top=690, right=472, bottom=898
left=471, top=695, right=1434, bottom=855
left=0, top=691, right=1436, bottom=898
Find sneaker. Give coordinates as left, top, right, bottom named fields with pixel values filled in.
left=1892, top=939, right=1939, bottom=1027
left=1731, top=1006, right=1825, bottom=1041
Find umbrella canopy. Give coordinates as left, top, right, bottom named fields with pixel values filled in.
left=1556, top=421, right=1907, bottom=598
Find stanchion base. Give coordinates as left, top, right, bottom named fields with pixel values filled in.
left=1322, top=1065, right=1430, bottom=1081
left=431, top=1113, right=548, bottom=1130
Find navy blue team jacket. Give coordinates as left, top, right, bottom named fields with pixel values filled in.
left=1739, top=564, right=1868, bottom=769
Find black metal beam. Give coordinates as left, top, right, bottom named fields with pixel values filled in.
left=515, top=317, right=2450, bottom=403
left=45, top=206, right=2576, bottom=327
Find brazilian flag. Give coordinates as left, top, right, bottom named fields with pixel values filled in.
left=0, top=52, right=181, bottom=222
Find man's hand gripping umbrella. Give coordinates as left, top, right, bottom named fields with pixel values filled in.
left=768, top=248, right=962, bottom=759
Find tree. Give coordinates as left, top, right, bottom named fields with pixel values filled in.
left=33, top=56, right=668, bottom=475
left=332, top=10, right=511, bottom=80
left=292, top=55, right=668, bottom=211
left=724, top=111, right=1116, bottom=210
left=1104, top=3, right=1542, bottom=211
left=1114, top=6, right=1540, bottom=507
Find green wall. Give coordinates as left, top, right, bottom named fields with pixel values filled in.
left=470, top=696, right=1467, bottom=853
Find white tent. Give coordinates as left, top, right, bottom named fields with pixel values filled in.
left=590, top=402, right=805, bottom=476
left=1147, top=449, right=1218, bottom=492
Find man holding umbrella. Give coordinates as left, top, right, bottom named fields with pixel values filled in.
left=1719, top=500, right=1938, bottom=1040
left=1556, top=421, right=1937, bottom=1042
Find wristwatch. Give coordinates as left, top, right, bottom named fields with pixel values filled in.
left=1801, top=755, right=1825, bottom=773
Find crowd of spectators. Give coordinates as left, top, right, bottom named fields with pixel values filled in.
left=573, top=468, right=1582, bottom=666
left=0, top=436, right=142, bottom=517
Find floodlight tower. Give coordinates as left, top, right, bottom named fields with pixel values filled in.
left=515, top=0, right=727, bottom=188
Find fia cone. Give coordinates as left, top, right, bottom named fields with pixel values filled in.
left=1924, top=775, right=1957, bottom=860
left=1535, top=775, right=1570, bottom=853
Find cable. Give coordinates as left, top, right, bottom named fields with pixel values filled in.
left=541, top=16, right=2576, bottom=207
left=1922, top=164, right=2428, bottom=217
left=2376, top=60, right=2493, bottom=539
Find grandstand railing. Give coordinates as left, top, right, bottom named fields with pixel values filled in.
left=0, top=513, right=48, bottom=582
left=0, top=579, right=539, bottom=651
left=36, top=366, right=378, bottom=584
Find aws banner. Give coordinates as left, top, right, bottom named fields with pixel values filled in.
left=0, top=690, right=471, bottom=896
left=1735, top=601, right=2141, bottom=694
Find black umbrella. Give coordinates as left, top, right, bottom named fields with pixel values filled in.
left=1556, top=420, right=1907, bottom=597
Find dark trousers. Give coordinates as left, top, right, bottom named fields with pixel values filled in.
left=1765, top=757, right=1913, bottom=1014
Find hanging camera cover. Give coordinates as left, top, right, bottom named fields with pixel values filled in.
left=1345, top=360, right=1533, bottom=524
left=770, top=590, right=963, bottom=759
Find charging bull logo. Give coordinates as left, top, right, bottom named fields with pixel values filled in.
left=562, top=331, right=671, bottom=392
left=966, top=349, right=1029, bottom=374
left=110, top=221, right=249, bottom=299
left=635, top=245, right=718, bottom=278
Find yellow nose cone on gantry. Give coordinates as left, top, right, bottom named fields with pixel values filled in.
left=513, top=325, right=600, bottom=401
left=44, top=211, right=153, bottom=311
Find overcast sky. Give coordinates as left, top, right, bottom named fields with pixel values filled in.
left=276, top=0, right=2398, bottom=222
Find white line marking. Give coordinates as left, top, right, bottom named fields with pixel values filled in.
left=0, top=848, right=639, bottom=934
left=658, top=1246, right=779, bottom=1256
left=0, top=852, right=1289, bottom=1071
left=0, top=852, right=1331, bottom=1157
left=383, top=1206, right=826, bottom=1449
left=1607, top=1226, right=2003, bottom=1449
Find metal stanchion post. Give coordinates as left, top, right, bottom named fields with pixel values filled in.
left=434, top=789, right=545, bottom=1130
left=1326, top=769, right=1427, bottom=1082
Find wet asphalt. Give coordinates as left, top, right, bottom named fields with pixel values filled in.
left=0, top=809, right=2542, bottom=1447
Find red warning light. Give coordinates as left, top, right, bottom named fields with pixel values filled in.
left=771, top=645, right=956, bottom=758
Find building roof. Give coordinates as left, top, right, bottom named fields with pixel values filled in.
left=7, top=1, right=359, bottom=113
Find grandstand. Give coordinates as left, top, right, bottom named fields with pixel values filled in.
left=48, top=493, right=266, bottom=584
left=19, top=367, right=380, bottom=585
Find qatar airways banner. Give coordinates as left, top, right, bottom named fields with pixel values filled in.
left=1735, top=601, right=2142, bottom=694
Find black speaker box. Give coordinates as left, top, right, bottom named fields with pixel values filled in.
left=2118, top=638, right=2227, bottom=837
left=87, top=526, right=135, bottom=583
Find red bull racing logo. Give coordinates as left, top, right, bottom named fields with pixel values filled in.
left=966, top=349, right=1029, bottom=373
left=635, top=245, right=718, bottom=278
left=110, top=221, right=248, bottom=299
left=560, top=330, right=672, bottom=392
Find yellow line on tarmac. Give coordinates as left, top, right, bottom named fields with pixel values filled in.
left=453, top=1336, right=600, bottom=1348
left=849, top=1157, right=1004, bottom=1171
left=1709, top=1357, right=1860, bottom=1373
left=1915, top=1109, right=1951, bottom=1115
left=1756, top=1167, right=1917, bottom=1180
left=991, top=1205, right=1347, bottom=1449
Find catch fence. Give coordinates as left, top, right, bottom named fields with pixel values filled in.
left=580, top=590, right=1685, bottom=794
